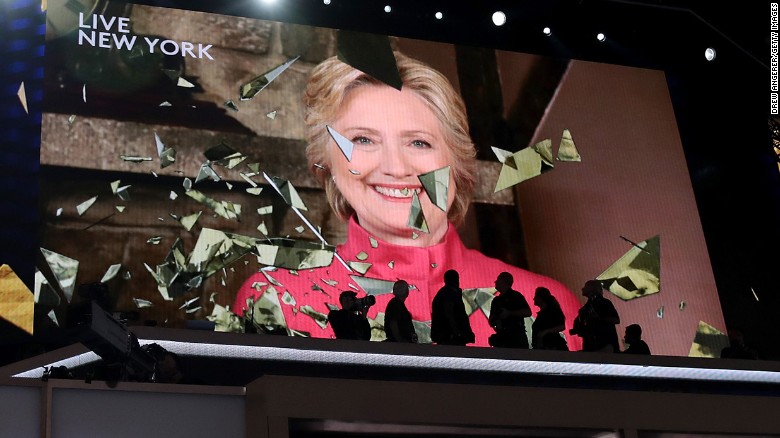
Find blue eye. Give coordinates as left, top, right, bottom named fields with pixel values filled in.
left=412, top=139, right=431, bottom=148
left=353, top=136, right=372, bottom=145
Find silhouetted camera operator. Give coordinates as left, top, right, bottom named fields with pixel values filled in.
left=328, top=291, right=373, bottom=340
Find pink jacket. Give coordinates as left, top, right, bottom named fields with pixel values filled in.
left=234, top=217, right=583, bottom=350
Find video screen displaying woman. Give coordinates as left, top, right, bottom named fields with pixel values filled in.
left=233, top=52, right=582, bottom=346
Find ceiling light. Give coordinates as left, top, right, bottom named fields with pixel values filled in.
left=492, top=11, right=506, bottom=26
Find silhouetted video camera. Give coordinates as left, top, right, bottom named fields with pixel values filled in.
left=350, top=295, right=376, bottom=311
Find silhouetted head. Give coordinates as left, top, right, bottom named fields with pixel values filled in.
left=443, top=269, right=459, bottom=287
left=339, top=291, right=357, bottom=309
left=582, top=280, right=604, bottom=298
left=533, top=287, right=554, bottom=308
left=494, top=272, right=513, bottom=293
left=624, top=323, right=642, bottom=343
left=392, top=279, right=410, bottom=300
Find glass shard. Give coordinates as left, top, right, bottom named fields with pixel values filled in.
left=133, top=298, right=153, bottom=308
left=266, top=110, right=277, bottom=119
left=239, top=55, right=300, bottom=101
left=82, top=84, right=86, bottom=102
left=68, top=114, right=76, bottom=124
left=47, top=309, right=59, bottom=326
left=348, top=261, right=372, bottom=275
left=0, top=264, right=34, bottom=334
left=326, top=125, right=354, bottom=161
left=160, top=147, right=176, bottom=169
left=159, top=101, right=172, bottom=107
left=257, top=206, right=273, bottom=215
left=251, top=286, right=289, bottom=334
left=147, top=236, right=163, bottom=245
left=183, top=178, right=192, bottom=191
left=531, top=139, right=554, bottom=165
left=34, top=270, right=60, bottom=307
left=418, top=166, right=450, bottom=212
left=115, top=206, right=126, bottom=213
left=184, top=190, right=242, bottom=220
left=257, top=222, right=268, bottom=235
left=493, top=145, right=555, bottom=192
left=369, top=236, right=378, bottom=248
left=195, top=162, right=221, bottom=183
left=180, top=211, right=202, bottom=231
left=40, top=248, right=79, bottom=303
left=206, top=142, right=247, bottom=169
left=337, top=30, right=402, bottom=90
left=387, top=260, right=394, bottom=269
left=349, top=275, right=395, bottom=296
left=120, top=155, right=152, bottom=163
left=17, top=82, right=28, bottom=114
left=224, top=100, right=239, bottom=112
left=557, top=128, right=581, bottom=162
left=240, top=172, right=258, bottom=187
left=295, top=226, right=305, bottom=234
left=281, top=291, right=296, bottom=306
left=55, top=208, right=63, bottom=217
left=688, top=320, right=730, bottom=358
left=356, top=251, right=368, bottom=261
left=185, top=306, right=202, bottom=314
left=177, top=77, right=195, bottom=88
left=679, top=300, right=686, bottom=311
left=207, top=303, right=244, bottom=333
left=269, top=175, right=308, bottom=211
left=116, top=185, right=131, bottom=201
left=299, top=305, right=329, bottom=330
left=179, top=296, right=200, bottom=309
left=656, top=305, right=664, bottom=318
left=255, top=238, right=336, bottom=270
left=246, top=187, right=263, bottom=196
left=110, top=180, right=121, bottom=194
left=597, top=235, right=661, bottom=301
left=76, top=196, right=98, bottom=216
left=407, top=191, right=429, bottom=233
left=100, top=264, right=122, bottom=283
left=491, top=146, right=515, bottom=165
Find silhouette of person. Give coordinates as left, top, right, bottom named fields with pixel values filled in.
left=531, top=287, right=569, bottom=351
left=488, top=272, right=532, bottom=348
left=431, top=269, right=475, bottom=346
left=570, top=280, right=621, bottom=352
left=328, top=291, right=372, bottom=341
left=384, top=280, right=418, bottom=343
left=720, top=327, right=759, bottom=359
left=621, top=323, right=651, bottom=355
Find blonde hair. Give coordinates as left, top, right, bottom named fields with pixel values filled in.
left=303, top=51, right=476, bottom=226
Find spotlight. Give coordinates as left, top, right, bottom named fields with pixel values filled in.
left=705, top=47, right=716, bottom=61
left=384, top=5, right=391, bottom=13
left=261, top=0, right=276, bottom=4
left=596, top=32, right=606, bottom=42
left=492, top=11, right=506, bottom=26
left=435, top=11, right=443, bottom=20
left=543, top=27, right=551, bottom=36
left=323, top=0, right=331, bottom=4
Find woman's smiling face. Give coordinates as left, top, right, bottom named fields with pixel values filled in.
left=328, top=84, right=456, bottom=246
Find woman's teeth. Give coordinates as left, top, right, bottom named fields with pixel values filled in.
left=373, top=186, right=419, bottom=198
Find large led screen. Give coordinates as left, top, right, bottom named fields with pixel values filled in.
left=33, top=0, right=735, bottom=358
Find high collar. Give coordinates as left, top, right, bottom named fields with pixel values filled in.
left=338, top=216, right=468, bottom=280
